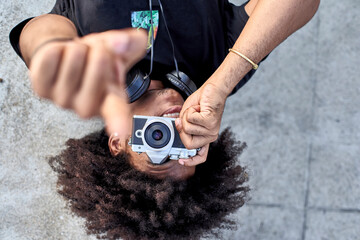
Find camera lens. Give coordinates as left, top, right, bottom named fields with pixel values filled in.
left=145, top=122, right=171, bottom=149
left=152, top=130, right=163, bottom=141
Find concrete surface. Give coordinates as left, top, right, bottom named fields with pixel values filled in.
left=0, top=0, right=359, bottom=240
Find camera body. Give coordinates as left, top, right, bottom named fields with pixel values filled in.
left=129, top=115, right=197, bottom=164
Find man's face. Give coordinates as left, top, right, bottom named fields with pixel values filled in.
left=129, top=80, right=184, bottom=118
left=109, top=80, right=196, bottom=180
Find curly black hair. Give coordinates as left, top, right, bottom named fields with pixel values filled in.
left=49, top=127, right=249, bottom=240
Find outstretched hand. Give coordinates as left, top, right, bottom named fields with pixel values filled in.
left=175, top=82, right=227, bottom=154
left=29, top=29, right=148, bottom=138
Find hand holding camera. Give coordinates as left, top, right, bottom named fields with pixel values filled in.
left=176, top=82, right=226, bottom=149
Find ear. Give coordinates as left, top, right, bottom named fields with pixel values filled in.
left=108, top=133, right=122, bottom=156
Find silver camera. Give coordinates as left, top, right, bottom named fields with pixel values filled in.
left=129, top=115, right=198, bottom=164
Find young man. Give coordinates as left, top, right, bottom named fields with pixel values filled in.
left=10, top=0, right=320, bottom=173
left=9, top=1, right=320, bottom=238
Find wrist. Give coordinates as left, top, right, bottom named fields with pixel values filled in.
left=206, top=51, right=254, bottom=96
left=204, top=78, right=230, bottom=98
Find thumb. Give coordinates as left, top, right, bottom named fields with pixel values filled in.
left=105, top=28, right=148, bottom=69
left=175, top=118, right=183, bottom=133
left=100, top=92, right=132, bottom=139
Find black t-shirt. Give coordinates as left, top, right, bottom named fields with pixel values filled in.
left=10, top=0, right=251, bottom=90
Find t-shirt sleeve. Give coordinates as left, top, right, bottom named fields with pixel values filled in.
left=9, top=17, right=34, bottom=61
left=9, top=0, right=73, bottom=62
left=49, top=0, right=72, bottom=19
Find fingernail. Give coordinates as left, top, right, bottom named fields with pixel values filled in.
left=175, top=118, right=181, bottom=126
left=179, top=159, right=184, bottom=165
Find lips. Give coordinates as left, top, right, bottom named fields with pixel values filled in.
left=161, top=106, right=182, bottom=118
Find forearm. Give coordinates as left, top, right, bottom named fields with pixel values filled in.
left=208, top=0, right=320, bottom=95
left=19, top=14, right=78, bottom=66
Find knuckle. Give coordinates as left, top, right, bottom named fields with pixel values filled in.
left=67, top=42, right=88, bottom=59
left=74, top=100, right=95, bottom=119
left=42, top=44, right=64, bottom=61
left=195, top=129, right=203, bottom=136
left=187, top=114, right=197, bottom=124
left=65, top=41, right=78, bottom=50
left=182, top=141, right=192, bottom=150
left=31, top=79, right=50, bottom=98
left=182, top=121, right=191, bottom=132
left=80, top=33, right=98, bottom=44
left=181, top=118, right=192, bottom=132
left=35, top=87, right=50, bottom=98
left=31, top=44, right=62, bottom=70
left=77, top=107, right=94, bottom=119
left=54, top=95, right=71, bottom=109
left=184, top=110, right=191, bottom=119
left=186, top=142, right=196, bottom=150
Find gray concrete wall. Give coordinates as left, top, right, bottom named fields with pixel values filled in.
left=1, top=0, right=359, bottom=239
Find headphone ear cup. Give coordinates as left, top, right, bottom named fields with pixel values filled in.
left=126, top=68, right=151, bottom=103
left=166, top=71, right=197, bottom=98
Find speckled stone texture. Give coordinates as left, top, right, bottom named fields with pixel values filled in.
left=1, top=1, right=359, bottom=240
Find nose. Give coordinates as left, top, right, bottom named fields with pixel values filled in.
left=157, top=88, right=183, bottom=101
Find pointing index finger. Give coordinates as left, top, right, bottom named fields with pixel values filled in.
left=100, top=92, right=132, bottom=138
